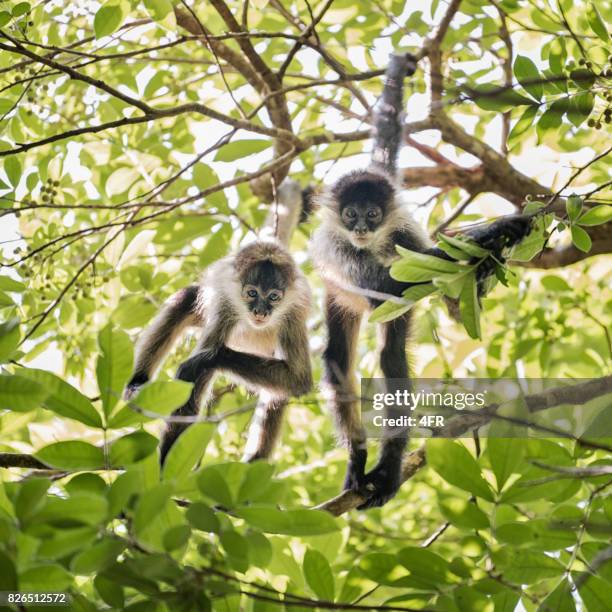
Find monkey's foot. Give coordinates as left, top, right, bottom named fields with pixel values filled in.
left=356, top=463, right=401, bottom=509
left=342, top=448, right=367, bottom=492
left=123, top=372, right=148, bottom=400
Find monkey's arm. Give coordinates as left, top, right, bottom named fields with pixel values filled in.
left=215, top=326, right=312, bottom=398
left=125, top=285, right=200, bottom=398
left=391, top=215, right=532, bottom=294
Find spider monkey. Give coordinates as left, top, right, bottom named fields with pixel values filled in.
left=310, top=53, right=532, bottom=508
left=124, top=240, right=312, bottom=464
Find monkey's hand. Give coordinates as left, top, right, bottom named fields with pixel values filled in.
left=343, top=447, right=368, bottom=492
left=356, top=460, right=402, bottom=509
left=124, top=372, right=149, bottom=400
left=465, top=215, right=533, bottom=295
left=468, top=214, right=533, bottom=260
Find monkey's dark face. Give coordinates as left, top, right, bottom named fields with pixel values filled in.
left=340, top=203, right=383, bottom=246
left=240, top=260, right=288, bottom=327
left=331, top=170, right=394, bottom=248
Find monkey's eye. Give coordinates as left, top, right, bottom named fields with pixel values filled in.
left=268, top=291, right=282, bottom=302
left=344, top=208, right=356, bottom=219
left=367, top=208, right=380, bottom=218
left=247, top=289, right=258, bottom=298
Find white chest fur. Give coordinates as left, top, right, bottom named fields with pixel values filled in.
left=226, top=322, right=279, bottom=358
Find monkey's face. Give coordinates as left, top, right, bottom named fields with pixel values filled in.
left=340, top=203, right=384, bottom=247
left=240, top=260, right=288, bottom=327
left=331, top=170, right=394, bottom=249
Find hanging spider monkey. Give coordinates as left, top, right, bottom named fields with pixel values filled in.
left=125, top=239, right=312, bottom=464
left=310, top=53, right=532, bottom=508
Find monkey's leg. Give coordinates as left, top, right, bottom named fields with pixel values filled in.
left=242, top=392, right=288, bottom=463
left=322, top=296, right=367, bottom=492
left=159, top=352, right=216, bottom=464
left=359, top=313, right=411, bottom=509
left=125, top=285, right=200, bottom=399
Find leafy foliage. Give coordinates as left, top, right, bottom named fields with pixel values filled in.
left=0, top=0, right=610, bottom=610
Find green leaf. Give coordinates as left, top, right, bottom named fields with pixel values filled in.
left=71, top=538, right=126, bottom=575
left=369, top=300, right=411, bottom=324
left=94, top=575, right=125, bottom=609
left=143, top=0, right=174, bottom=24
left=536, top=103, right=564, bottom=140
left=459, top=271, right=481, bottom=339
left=439, top=496, right=489, bottom=529
left=237, top=461, right=275, bottom=503
left=472, top=85, right=534, bottom=112
left=162, top=423, right=214, bottom=481
left=132, top=483, right=175, bottom=546
left=514, top=55, right=542, bottom=100
left=96, top=324, right=133, bottom=418
left=0, top=12, right=12, bottom=28
left=508, top=105, right=538, bottom=146
left=509, top=222, right=547, bottom=261
left=109, top=431, right=158, bottom=466
left=163, top=524, right=191, bottom=551
left=12, top=2, right=30, bottom=17
left=35, top=492, right=108, bottom=526
left=0, top=551, right=18, bottom=591
left=587, top=3, right=609, bottom=41
left=570, top=225, right=592, bottom=253
left=185, top=502, right=220, bottom=533
left=492, top=549, right=563, bottom=583
left=109, top=380, right=194, bottom=428
left=35, top=441, right=105, bottom=470
left=391, top=248, right=462, bottom=282
left=20, top=564, right=72, bottom=591
left=192, top=164, right=228, bottom=207
left=567, top=92, right=594, bottom=126
left=214, top=140, right=272, bottom=162
left=540, top=275, right=570, bottom=292
left=438, top=233, right=491, bottom=258
left=0, top=318, right=20, bottom=363
left=397, top=547, right=455, bottom=588
left=245, top=531, right=272, bottom=569
left=220, top=531, right=250, bottom=573
left=0, top=276, right=25, bottom=292
left=566, top=195, right=583, bottom=221
left=426, top=439, right=493, bottom=501
left=237, top=507, right=340, bottom=535
left=303, top=549, right=335, bottom=601
left=94, top=3, right=124, bottom=39
left=4, top=157, right=21, bottom=187
left=15, top=478, right=50, bottom=523
left=359, top=553, right=402, bottom=586
left=578, top=205, right=612, bottom=226
left=198, top=465, right=234, bottom=507
left=576, top=574, right=612, bottom=611
left=0, top=374, right=48, bottom=411
left=18, top=368, right=102, bottom=428
left=539, top=579, right=576, bottom=612
left=487, top=438, right=525, bottom=490
left=369, top=284, right=436, bottom=323
left=434, top=268, right=473, bottom=300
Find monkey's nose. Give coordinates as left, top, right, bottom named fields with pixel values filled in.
left=355, top=228, right=368, bottom=236
left=253, top=312, right=267, bottom=322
